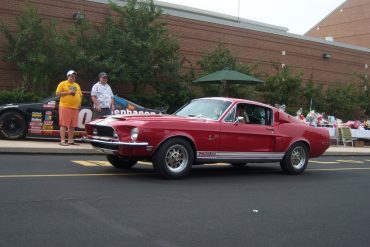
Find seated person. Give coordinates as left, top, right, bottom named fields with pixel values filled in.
left=235, top=105, right=249, bottom=123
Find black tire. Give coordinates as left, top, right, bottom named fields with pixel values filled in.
left=230, top=163, right=247, bottom=168
left=152, top=138, right=194, bottom=179
left=0, top=111, right=27, bottom=140
left=106, top=155, right=137, bottom=169
left=280, top=143, right=308, bottom=175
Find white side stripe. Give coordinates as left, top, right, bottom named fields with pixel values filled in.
left=196, top=151, right=284, bottom=160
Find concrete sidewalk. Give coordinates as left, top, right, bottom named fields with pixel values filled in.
left=0, top=139, right=369, bottom=156
left=0, top=139, right=98, bottom=155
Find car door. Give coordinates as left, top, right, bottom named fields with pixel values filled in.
left=23, top=96, right=60, bottom=136
left=220, top=103, right=276, bottom=153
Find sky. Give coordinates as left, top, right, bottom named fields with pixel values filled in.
left=160, top=0, right=347, bottom=35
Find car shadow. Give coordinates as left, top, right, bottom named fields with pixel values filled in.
left=101, top=163, right=305, bottom=181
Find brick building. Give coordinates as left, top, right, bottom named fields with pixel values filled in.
left=306, top=0, right=370, bottom=49
left=1, top=0, right=369, bottom=94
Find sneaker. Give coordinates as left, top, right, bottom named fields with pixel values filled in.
left=59, top=142, right=69, bottom=146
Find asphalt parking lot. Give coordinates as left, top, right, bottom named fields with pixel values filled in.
left=1, top=153, right=370, bottom=247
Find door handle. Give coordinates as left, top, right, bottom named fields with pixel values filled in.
left=266, top=127, right=274, bottom=131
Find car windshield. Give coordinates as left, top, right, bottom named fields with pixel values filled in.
left=174, top=99, right=232, bottom=120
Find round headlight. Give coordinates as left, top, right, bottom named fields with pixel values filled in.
left=131, top=127, right=139, bottom=142
left=113, top=130, right=118, bottom=138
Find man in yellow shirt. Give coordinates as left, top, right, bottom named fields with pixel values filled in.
left=56, top=70, right=82, bottom=146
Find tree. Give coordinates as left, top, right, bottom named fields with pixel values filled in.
left=69, top=0, right=194, bottom=111
left=323, top=83, right=361, bottom=120
left=357, top=74, right=370, bottom=117
left=0, top=5, right=71, bottom=95
left=302, top=79, right=325, bottom=113
left=71, top=0, right=183, bottom=94
left=258, top=64, right=303, bottom=113
left=196, top=42, right=259, bottom=98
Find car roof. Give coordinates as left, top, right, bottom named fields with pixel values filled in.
left=198, top=97, right=274, bottom=110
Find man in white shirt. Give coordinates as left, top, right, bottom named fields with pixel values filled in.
left=91, top=72, right=115, bottom=119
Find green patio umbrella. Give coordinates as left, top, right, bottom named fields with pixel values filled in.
left=193, top=67, right=264, bottom=96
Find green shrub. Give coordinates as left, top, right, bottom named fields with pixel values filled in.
left=0, top=88, right=41, bottom=105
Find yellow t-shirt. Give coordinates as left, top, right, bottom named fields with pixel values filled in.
left=56, top=80, right=82, bottom=109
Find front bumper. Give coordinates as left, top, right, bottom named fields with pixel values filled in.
left=88, top=138, right=149, bottom=155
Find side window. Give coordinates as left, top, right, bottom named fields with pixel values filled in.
left=224, top=107, right=236, bottom=122
left=224, top=104, right=249, bottom=123
left=223, top=104, right=272, bottom=125
left=246, top=105, right=272, bottom=125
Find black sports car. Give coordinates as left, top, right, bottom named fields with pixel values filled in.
left=0, top=92, right=163, bottom=140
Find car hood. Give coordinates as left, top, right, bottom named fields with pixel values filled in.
left=0, top=103, right=22, bottom=110
left=0, top=102, right=41, bottom=109
left=89, top=114, right=212, bottom=126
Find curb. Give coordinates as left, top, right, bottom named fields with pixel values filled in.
left=0, top=148, right=102, bottom=155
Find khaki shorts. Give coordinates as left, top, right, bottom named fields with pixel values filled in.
left=59, top=106, right=78, bottom=128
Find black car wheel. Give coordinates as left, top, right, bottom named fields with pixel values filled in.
left=153, top=138, right=194, bottom=179
left=280, top=142, right=308, bottom=175
left=106, top=155, right=137, bottom=169
left=0, top=111, right=27, bottom=140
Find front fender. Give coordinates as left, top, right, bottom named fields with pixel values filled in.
left=153, top=131, right=197, bottom=155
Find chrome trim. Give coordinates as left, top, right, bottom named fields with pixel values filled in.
left=91, top=136, right=118, bottom=141
left=89, top=139, right=149, bottom=146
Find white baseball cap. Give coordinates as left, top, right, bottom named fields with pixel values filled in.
left=67, top=70, right=77, bottom=76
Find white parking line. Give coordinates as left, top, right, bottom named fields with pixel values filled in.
left=309, top=161, right=339, bottom=164
left=336, top=160, right=364, bottom=164
left=308, top=167, right=370, bottom=171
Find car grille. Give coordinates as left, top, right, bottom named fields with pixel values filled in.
left=93, top=126, right=114, bottom=137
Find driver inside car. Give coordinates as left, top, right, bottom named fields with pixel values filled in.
left=235, top=105, right=249, bottom=123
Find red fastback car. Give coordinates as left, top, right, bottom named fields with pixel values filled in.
left=85, top=97, right=330, bottom=179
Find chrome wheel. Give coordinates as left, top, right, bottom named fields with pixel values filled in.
left=164, top=144, right=189, bottom=173
left=290, top=146, right=307, bottom=169
left=153, top=138, right=194, bottom=179
left=280, top=143, right=308, bottom=175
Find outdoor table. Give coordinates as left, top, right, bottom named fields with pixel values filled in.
left=325, top=127, right=370, bottom=140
